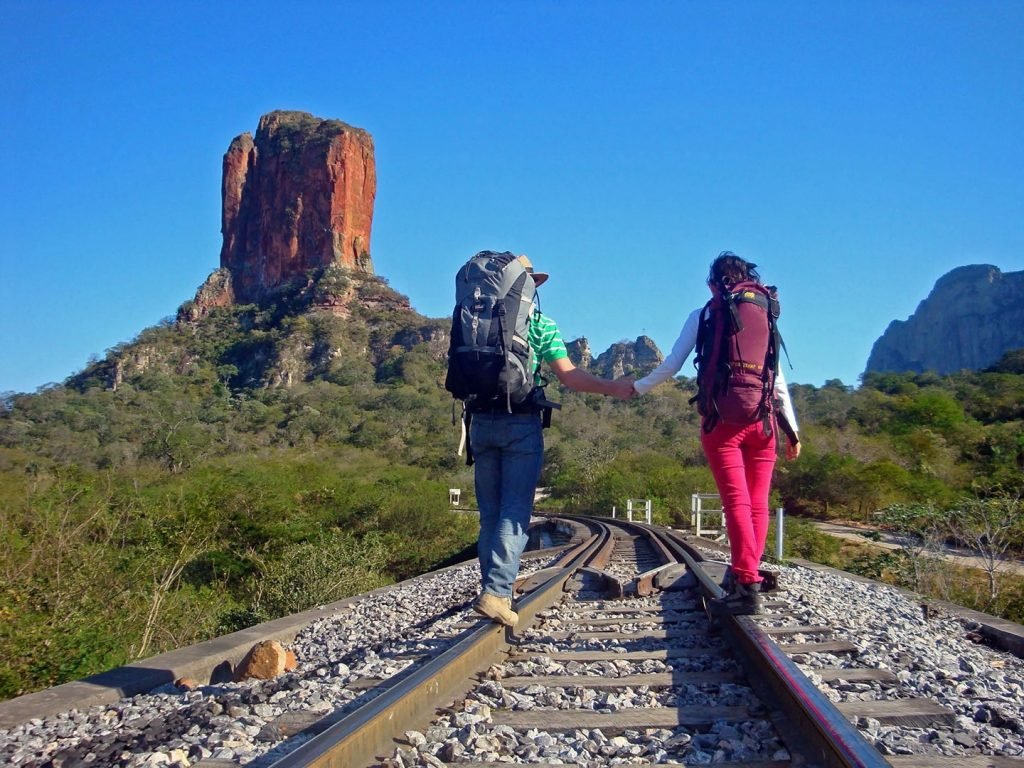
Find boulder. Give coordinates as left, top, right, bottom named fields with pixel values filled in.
left=234, top=640, right=290, bottom=681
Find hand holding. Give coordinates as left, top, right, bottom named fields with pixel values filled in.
left=612, top=376, right=636, bottom=399
left=786, top=440, right=801, bottom=461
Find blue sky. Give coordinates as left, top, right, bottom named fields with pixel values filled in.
left=2, top=1, right=1022, bottom=394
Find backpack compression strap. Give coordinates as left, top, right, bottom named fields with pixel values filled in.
left=756, top=288, right=789, bottom=438
left=497, top=269, right=530, bottom=411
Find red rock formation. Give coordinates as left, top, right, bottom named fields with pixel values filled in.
left=220, top=111, right=376, bottom=303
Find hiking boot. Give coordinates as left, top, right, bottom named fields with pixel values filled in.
left=719, top=566, right=735, bottom=593
left=473, top=592, right=518, bottom=627
left=721, top=567, right=780, bottom=594
left=709, top=582, right=763, bottom=616
left=758, top=571, right=780, bottom=593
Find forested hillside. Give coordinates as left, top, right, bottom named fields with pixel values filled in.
left=2, top=270, right=1023, bottom=700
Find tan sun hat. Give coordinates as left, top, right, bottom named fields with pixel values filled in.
left=517, top=254, right=549, bottom=286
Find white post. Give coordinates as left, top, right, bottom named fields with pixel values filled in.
left=645, top=500, right=652, bottom=525
left=775, top=507, right=784, bottom=560
left=611, top=506, right=617, bottom=519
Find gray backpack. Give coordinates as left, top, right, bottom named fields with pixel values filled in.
left=444, top=251, right=537, bottom=408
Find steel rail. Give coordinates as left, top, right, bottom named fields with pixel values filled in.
left=268, top=519, right=613, bottom=768
left=548, top=514, right=669, bottom=598
left=660, top=527, right=891, bottom=768
left=555, top=513, right=675, bottom=571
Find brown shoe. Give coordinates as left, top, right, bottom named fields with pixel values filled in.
left=473, top=592, right=518, bottom=627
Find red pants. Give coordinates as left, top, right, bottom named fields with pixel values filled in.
left=700, top=421, right=777, bottom=585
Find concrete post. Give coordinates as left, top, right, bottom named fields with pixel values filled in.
left=775, top=507, right=784, bottom=560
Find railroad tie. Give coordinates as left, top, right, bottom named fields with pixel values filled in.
left=489, top=705, right=757, bottom=734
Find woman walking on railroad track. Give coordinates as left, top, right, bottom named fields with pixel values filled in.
left=631, top=252, right=801, bottom=615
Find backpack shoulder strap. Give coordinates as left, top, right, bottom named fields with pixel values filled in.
left=689, top=299, right=726, bottom=432
left=692, top=300, right=715, bottom=368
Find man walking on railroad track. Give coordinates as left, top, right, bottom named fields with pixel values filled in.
left=445, top=252, right=635, bottom=626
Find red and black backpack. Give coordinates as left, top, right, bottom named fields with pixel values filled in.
left=690, top=279, right=785, bottom=435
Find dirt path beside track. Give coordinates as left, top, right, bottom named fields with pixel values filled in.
left=809, top=520, right=1024, bottom=577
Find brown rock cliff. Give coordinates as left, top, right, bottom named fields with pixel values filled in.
left=220, top=111, right=376, bottom=304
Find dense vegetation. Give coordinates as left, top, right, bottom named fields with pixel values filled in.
left=2, top=269, right=1022, bottom=700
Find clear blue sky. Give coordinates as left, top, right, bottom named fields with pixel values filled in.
left=2, top=1, right=1022, bottom=394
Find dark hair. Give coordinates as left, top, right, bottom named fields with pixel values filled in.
left=708, top=251, right=760, bottom=289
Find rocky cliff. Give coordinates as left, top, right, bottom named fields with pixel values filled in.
left=567, top=336, right=663, bottom=378
left=217, top=111, right=376, bottom=305
left=565, top=338, right=593, bottom=369
left=865, top=265, right=1024, bottom=375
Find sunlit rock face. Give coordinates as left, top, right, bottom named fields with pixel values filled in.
left=219, top=111, right=376, bottom=304
left=590, top=336, right=663, bottom=378
left=865, top=265, right=1024, bottom=375
left=566, top=337, right=593, bottom=369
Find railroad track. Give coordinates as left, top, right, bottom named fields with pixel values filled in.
left=257, top=517, right=1002, bottom=768
left=6, top=516, right=1021, bottom=767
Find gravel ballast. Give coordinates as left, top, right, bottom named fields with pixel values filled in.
left=2, top=553, right=1023, bottom=766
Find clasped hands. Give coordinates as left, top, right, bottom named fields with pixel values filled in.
left=610, top=375, right=638, bottom=400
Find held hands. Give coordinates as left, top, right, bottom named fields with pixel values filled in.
left=786, top=440, right=801, bottom=461
left=610, top=375, right=637, bottom=400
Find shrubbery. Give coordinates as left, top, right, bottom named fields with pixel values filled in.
left=0, top=452, right=477, bottom=699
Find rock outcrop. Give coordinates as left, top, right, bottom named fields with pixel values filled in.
left=177, top=268, right=235, bottom=323
left=591, top=336, right=663, bottom=378
left=565, top=338, right=593, bottom=369
left=219, top=111, right=376, bottom=304
left=579, top=336, right=663, bottom=379
left=865, top=265, right=1024, bottom=375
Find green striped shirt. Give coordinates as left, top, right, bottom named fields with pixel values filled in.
left=529, top=311, right=568, bottom=380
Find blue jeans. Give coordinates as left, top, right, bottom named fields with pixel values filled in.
left=471, top=412, right=544, bottom=598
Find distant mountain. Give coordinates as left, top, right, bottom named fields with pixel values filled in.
left=865, top=265, right=1024, bottom=376
left=567, top=336, right=664, bottom=379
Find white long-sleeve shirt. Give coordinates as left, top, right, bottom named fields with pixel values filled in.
left=633, top=306, right=799, bottom=434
